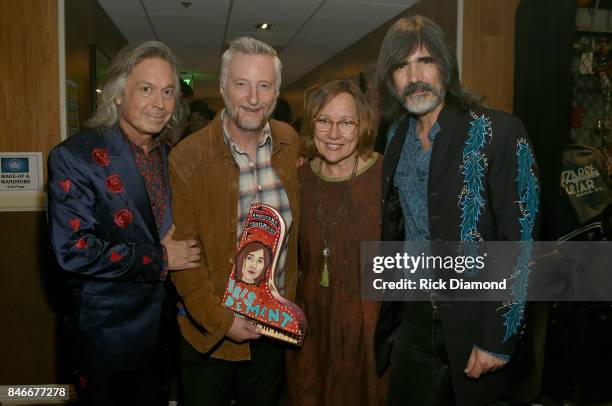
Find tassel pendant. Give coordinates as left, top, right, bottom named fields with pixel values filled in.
left=320, top=244, right=330, bottom=288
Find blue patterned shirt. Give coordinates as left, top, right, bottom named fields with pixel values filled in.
left=392, top=117, right=440, bottom=242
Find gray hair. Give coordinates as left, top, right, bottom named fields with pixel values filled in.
left=87, top=41, right=182, bottom=129
left=219, top=37, right=282, bottom=92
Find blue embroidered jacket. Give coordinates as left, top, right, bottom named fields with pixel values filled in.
left=47, top=127, right=173, bottom=370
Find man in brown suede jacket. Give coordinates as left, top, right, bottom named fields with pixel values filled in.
left=168, top=37, right=300, bottom=405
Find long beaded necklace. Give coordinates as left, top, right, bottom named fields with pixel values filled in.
left=315, top=155, right=359, bottom=287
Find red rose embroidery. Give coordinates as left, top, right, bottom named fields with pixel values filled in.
left=59, top=179, right=71, bottom=193
left=75, top=239, right=87, bottom=249
left=69, top=218, right=81, bottom=232
left=106, top=174, right=125, bottom=194
left=110, top=251, right=123, bottom=262
left=114, top=208, right=133, bottom=228
left=142, top=255, right=152, bottom=265
left=91, top=148, right=110, bottom=166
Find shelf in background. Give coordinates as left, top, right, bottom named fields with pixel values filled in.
left=581, top=0, right=612, bottom=10
left=577, top=29, right=612, bottom=35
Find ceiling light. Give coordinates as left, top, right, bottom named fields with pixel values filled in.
left=255, top=23, right=273, bottom=32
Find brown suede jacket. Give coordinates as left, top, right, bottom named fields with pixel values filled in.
left=168, top=114, right=300, bottom=361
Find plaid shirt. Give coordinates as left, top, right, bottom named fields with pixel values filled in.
left=127, top=136, right=169, bottom=280
left=221, top=110, right=292, bottom=294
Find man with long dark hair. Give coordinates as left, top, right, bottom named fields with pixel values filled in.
left=375, top=16, right=540, bottom=405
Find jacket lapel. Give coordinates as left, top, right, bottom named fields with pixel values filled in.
left=104, top=127, right=159, bottom=242
left=158, top=143, right=173, bottom=238
left=270, top=120, right=299, bottom=231
left=382, top=114, right=411, bottom=199
left=428, top=103, right=470, bottom=187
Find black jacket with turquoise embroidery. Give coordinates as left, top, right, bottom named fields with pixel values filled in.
left=375, top=102, right=540, bottom=405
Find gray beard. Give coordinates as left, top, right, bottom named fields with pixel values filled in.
left=404, top=88, right=445, bottom=115
left=223, top=95, right=276, bottom=132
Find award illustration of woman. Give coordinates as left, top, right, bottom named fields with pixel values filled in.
left=222, top=204, right=307, bottom=346
left=234, top=241, right=272, bottom=286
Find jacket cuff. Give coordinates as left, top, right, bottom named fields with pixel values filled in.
left=131, top=243, right=165, bottom=283
left=159, top=244, right=169, bottom=281
left=211, top=307, right=236, bottom=347
left=474, top=345, right=511, bottom=362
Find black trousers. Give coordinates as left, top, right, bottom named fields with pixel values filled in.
left=74, top=345, right=171, bottom=406
left=387, top=302, right=512, bottom=406
left=180, top=336, right=286, bottom=406
left=387, top=301, right=455, bottom=406
left=70, top=293, right=178, bottom=406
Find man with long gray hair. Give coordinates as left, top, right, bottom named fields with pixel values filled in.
left=374, top=16, right=540, bottom=405
left=47, top=41, right=200, bottom=405
left=169, top=36, right=300, bottom=404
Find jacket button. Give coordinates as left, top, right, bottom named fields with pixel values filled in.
left=381, top=199, right=385, bottom=204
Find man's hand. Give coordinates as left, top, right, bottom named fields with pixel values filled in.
left=161, top=225, right=201, bottom=270
left=226, top=316, right=261, bottom=343
left=464, top=347, right=508, bottom=379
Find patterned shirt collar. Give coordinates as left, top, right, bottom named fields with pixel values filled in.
left=121, top=130, right=163, bottom=154
left=408, top=116, right=441, bottom=142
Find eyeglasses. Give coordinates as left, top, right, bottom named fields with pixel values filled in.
left=314, top=118, right=359, bottom=135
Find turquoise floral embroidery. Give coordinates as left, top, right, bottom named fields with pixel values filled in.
left=458, top=112, right=492, bottom=278
left=459, top=112, right=491, bottom=242
left=502, top=139, right=539, bottom=342
left=458, top=113, right=539, bottom=343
